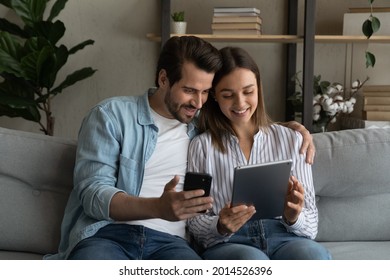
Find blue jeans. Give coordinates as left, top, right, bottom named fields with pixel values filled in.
left=201, top=219, right=332, bottom=260
left=68, top=224, right=201, bottom=260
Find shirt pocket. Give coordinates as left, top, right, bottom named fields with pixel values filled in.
left=117, top=154, right=141, bottom=195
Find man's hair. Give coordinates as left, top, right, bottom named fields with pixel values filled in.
left=198, top=46, right=272, bottom=153
left=155, top=36, right=222, bottom=87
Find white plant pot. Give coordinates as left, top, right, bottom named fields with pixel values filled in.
left=171, top=21, right=187, bottom=34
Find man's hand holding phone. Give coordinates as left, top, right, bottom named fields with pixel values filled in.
left=159, top=175, right=213, bottom=221
left=183, top=172, right=213, bottom=213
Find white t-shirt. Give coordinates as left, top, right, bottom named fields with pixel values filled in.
left=127, top=109, right=189, bottom=238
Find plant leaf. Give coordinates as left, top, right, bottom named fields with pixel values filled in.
left=31, top=20, right=65, bottom=45
left=0, top=91, right=35, bottom=109
left=68, top=39, right=94, bottom=55
left=0, top=32, right=25, bottom=77
left=51, top=67, right=97, bottom=94
left=47, top=0, right=68, bottom=21
left=371, top=16, right=381, bottom=33
left=0, top=80, right=40, bottom=121
left=365, top=51, right=376, bottom=68
left=0, top=18, right=29, bottom=38
left=362, top=19, right=373, bottom=38
left=0, top=0, right=12, bottom=8
left=40, top=44, right=68, bottom=89
left=10, top=0, right=47, bottom=27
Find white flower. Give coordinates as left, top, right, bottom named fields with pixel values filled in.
left=335, top=84, right=343, bottom=92
left=313, top=104, right=322, bottom=114
left=330, top=116, right=337, bottom=123
left=352, top=80, right=361, bottom=89
left=313, top=113, right=320, bottom=121
left=314, top=94, right=322, bottom=102
left=350, top=97, right=357, bottom=104
left=326, top=87, right=338, bottom=95
left=342, top=104, right=348, bottom=113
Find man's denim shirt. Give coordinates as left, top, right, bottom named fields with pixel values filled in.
left=44, top=89, right=197, bottom=259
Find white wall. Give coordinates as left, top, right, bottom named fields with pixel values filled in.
left=0, top=0, right=389, bottom=139
left=0, top=0, right=160, bottom=139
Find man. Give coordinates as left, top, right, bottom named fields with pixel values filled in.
left=45, top=36, right=314, bottom=260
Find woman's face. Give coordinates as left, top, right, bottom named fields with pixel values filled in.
left=214, top=68, right=258, bottom=128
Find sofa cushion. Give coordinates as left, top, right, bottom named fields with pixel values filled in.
left=312, top=128, right=390, bottom=242
left=0, top=127, right=76, bottom=256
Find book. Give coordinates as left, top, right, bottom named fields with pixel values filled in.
left=348, top=7, right=390, bottom=13
left=363, top=111, right=390, bottom=121
left=211, top=22, right=261, bottom=30
left=340, top=116, right=390, bottom=129
left=212, top=16, right=262, bottom=24
left=362, top=91, right=390, bottom=97
left=363, top=85, right=390, bottom=92
left=214, top=12, right=260, bottom=17
left=212, top=29, right=262, bottom=35
left=364, top=97, right=390, bottom=105
left=213, top=7, right=260, bottom=14
left=364, top=105, right=390, bottom=111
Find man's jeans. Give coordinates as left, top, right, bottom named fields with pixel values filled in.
left=68, top=224, right=201, bottom=260
left=201, top=219, right=332, bottom=260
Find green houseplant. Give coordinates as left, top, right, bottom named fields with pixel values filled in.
left=363, top=0, right=381, bottom=67
left=171, top=11, right=187, bottom=34
left=171, top=11, right=185, bottom=22
left=0, top=0, right=96, bottom=135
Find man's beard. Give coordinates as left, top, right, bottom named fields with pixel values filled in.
left=164, top=89, right=197, bottom=124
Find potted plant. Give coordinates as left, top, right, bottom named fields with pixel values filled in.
left=0, top=0, right=96, bottom=135
left=289, top=73, right=368, bottom=133
left=171, top=11, right=187, bottom=34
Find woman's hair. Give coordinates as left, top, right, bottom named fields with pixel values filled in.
left=155, top=36, right=222, bottom=87
left=198, top=46, right=272, bottom=153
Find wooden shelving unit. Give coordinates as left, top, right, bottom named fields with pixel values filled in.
left=147, top=33, right=390, bottom=44
left=152, top=0, right=389, bottom=131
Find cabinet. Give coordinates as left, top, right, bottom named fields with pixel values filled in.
left=151, top=0, right=390, bottom=132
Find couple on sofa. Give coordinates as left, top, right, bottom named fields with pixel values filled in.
left=45, top=36, right=330, bottom=260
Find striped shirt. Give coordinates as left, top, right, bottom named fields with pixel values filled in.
left=187, top=124, right=318, bottom=248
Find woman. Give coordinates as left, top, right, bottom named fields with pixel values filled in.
left=187, top=47, right=331, bottom=260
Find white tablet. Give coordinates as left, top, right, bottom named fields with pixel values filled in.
left=231, top=159, right=293, bottom=220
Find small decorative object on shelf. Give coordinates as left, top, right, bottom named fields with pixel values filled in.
left=289, top=73, right=369, bottom=133
left=171, top=11, right=187, bottom=34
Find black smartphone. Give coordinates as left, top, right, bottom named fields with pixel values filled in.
left=183, top=172, right=212, bottom=197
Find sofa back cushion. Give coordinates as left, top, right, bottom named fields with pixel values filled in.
left=312, top=128, right=390, bottom=241
left=0, top=127, right=76, bottom=255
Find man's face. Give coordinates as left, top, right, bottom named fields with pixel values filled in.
left=163, top=62, right=215, bottom=124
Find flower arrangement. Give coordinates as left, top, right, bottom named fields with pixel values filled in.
left=290, top=73, right=368, bottom=132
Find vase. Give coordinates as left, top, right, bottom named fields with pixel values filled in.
left=312, top=122, right=327, bottom=133
left=171, top=21, right=187, bottom=34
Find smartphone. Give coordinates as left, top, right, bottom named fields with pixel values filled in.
left=183, top=172, right=212, bottom=197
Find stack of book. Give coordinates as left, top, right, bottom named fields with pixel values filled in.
left=362, top=85, right=390, bottom=121
left=211, top=7, right=262, bottom=35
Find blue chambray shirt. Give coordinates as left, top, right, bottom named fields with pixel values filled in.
left=44, top=89, right=197, bottom=259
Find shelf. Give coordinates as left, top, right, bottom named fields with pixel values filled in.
left=147, top=33, right=390, bottom=44
left=316, top=35, right=390, bottom=43
left=147, top=33, right=302, bottom=43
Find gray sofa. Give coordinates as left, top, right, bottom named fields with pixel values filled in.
left=1, top=126, right=390, bottom=260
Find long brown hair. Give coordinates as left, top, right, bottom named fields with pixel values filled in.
left=198, top=47, right=272, bottom=152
